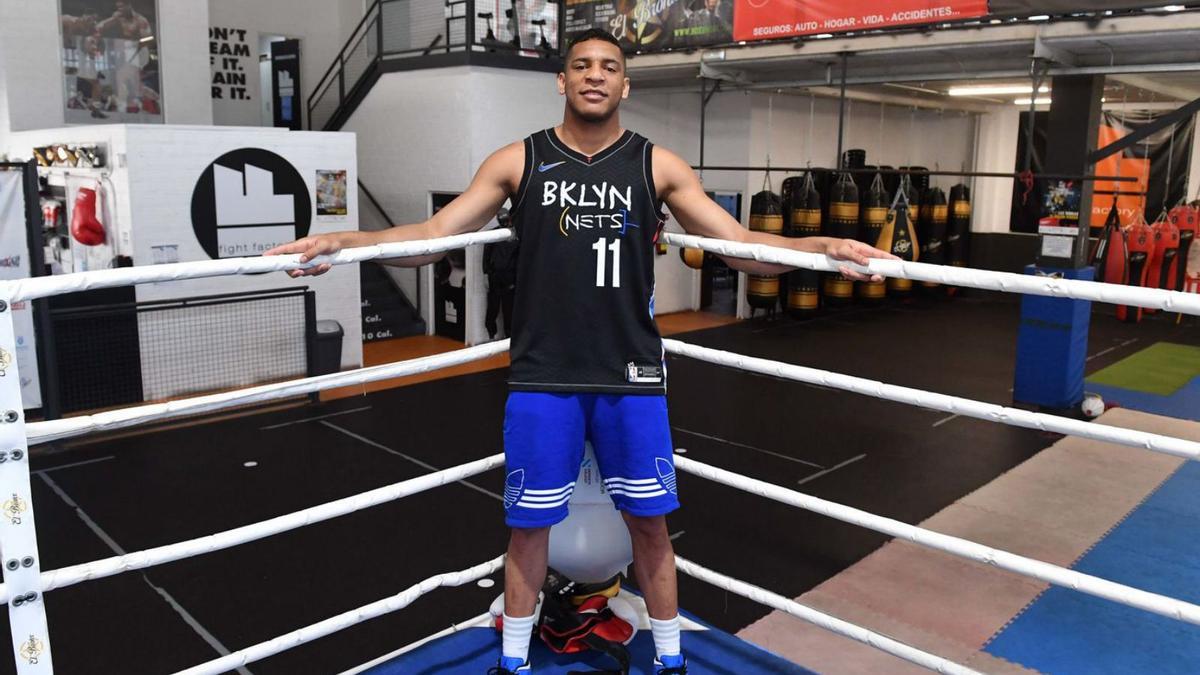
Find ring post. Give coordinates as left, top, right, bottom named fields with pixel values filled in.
left=1013, top=265, right=1093, bottom=413
left=0, top=298, right=53, bottom=673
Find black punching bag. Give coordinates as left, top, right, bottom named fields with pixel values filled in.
left=879, top=179, right=919, bottom=298
left=917, top=186, right=947, bottom=292
left=786, top=173, right=822, bottom=318
left=857, top=173, right=888, bottom=302
left=945, top=183, right=971, bottom=297
left=748, top=189, right=783, bottom=313
left=822, top=173, right=860, bottom=305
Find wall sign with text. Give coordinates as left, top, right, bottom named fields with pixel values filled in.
left=733, top=0, right=987, bottom=42
left=190, top=148, right=312, bottom=259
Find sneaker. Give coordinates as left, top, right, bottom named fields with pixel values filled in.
left=654, top=654, right=688, bottom=674
left=488, top=656, right=531, bottom=674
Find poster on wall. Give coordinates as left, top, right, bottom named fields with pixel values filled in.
left=565, top=0, right=733, bottom=51
left=316, top=170, right=348, bottom=218
left=0, top=170, right=43, bottom=409
left=209, top=26, right=261, bottom=127
left=59, top=0, right=162, bottom=124
left=733, top=0, right=987, bottom=43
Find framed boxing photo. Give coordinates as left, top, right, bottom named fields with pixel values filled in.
left=59, top=0, right=163, bottom=125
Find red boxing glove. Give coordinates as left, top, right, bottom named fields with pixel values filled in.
left=70, top=186, right=106, bottom=246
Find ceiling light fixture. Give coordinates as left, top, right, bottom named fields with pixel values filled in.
left=1014, top=97, right=1053, bottom=105
left=948, top=84, right=1049, bottom=96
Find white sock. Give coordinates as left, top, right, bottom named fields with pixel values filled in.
left=502, top=612, right=536, bottom=663
left=649, top=615, right=681, bottom=658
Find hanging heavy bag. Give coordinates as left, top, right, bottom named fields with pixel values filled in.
left=1118, top=216, right=1154, bottom=323
left=916, top=186, right=947, bottom=292
left=945, top=183, right=971, bottom=297
left=879, top=176, right=920, bottom=297
left=747, top=185, right=784, bottom=312
left=856, top=173, right=889, bottom=302
left=1091, top=201, right=1128, bottom=286
left=1143, top=213, right=1180, bottom=314
left=1168, top=203, right=1198, bottom=291
left=786, top=173, right=822, bottom=318
left=822, top=173, right=860, bottom=306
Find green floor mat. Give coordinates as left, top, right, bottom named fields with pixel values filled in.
left=1086, top=342, right=1200, bottom=395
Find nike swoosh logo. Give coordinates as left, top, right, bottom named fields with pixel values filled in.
left=537, top=161, right=566, bottom=173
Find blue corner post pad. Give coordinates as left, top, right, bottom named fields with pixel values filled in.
left=1013, top=265, right=1094, bottom=410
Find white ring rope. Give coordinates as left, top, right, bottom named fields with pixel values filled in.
left=664, top=339, right=1200, bottom=461
left=674, top=556, right=980, bottom=675
left=675, top=455, right=1200, bottom=626
left=0, top=454, right=504, bottom=603
left=662, top=232, right=1200, bottom=316
left=173, top=555, right=505, bottom=675
left=1, top=229, right=516, bottom=303
left=27, top=340, right=509, bottom=444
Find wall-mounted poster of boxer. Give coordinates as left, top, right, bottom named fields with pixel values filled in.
left=59, top=0, right=163, bottom=124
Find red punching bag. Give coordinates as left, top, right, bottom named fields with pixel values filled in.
left=71, top=185, right=107, bottom=246
left=1168, top=204, right=1198, bottom=291
left=1091, top=201, right=1128, bottom=286
left=1144, top=214, right=1180, bottom=314
left=1118, top=216, right=1153, bottom=323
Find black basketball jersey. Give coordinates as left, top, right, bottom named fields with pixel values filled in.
left=507, top=128, right=666, bottom=394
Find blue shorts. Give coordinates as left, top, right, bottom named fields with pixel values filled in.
left=502, top=392, right=680, bottom=528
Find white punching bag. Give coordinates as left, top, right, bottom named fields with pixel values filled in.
left=547, top=442, right=632, bottom=583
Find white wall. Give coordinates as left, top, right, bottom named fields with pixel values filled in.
left=5, top=124, right=363, bottom=381
left=0, top=0, right=211, bottom=132
left=208, top=0, right=356, bottom=130
left=973, top=105, right=1021, bottom=234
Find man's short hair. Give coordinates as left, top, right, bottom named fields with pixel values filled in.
left=563, top=29, right=624, bottom=71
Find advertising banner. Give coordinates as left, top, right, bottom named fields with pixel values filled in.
left=733, top=0, right=987, bottom=42
left=565, top=0, right=733, bottom=51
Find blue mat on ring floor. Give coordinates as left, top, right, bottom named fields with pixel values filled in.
left=1084, top=376, right=1200, bottom=422
left=363, top=614, right=816, bottom=674
left=984, top=459, right=1200, bottom=674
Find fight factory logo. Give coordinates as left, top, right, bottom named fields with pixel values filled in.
left=544, top=181, right=641, bottom=237
left=18, top=635, right=44, bottom=665
left=191, top=148, right=312, bottom=259
left=3, top=493, right=28, bottom=525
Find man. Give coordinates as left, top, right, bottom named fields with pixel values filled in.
left=269, top=28, right=893, bottom=674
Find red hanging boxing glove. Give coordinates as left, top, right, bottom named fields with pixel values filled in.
left=70, top=186, right=106, bottom=246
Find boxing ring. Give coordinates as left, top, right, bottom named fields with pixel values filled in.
left=1, top=228, right=1199, bottom=673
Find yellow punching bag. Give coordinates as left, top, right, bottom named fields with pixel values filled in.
left=877, top=177, right=919, bottom=297
left=946, top=184, right=971, bottom=297
left=856, top=173, right=888, bottom=301
left=822, top=173, right=860, bottom=305
left=917, top=186, right=947, bottom=291
left=747, top=187, right=783, bottom=313
left=786, top=173, right=822, bottom=318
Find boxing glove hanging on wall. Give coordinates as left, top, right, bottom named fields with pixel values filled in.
left=822, top=173, right=859, bottom=306
left=70, top=183, right=106, bottom=246
left=786, top=173, right=822, bottom=318
left=856, top=173, right=889, bottom=302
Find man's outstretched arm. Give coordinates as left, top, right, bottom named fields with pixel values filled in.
left=267, top=141, right=523, bottom=276
left=652, top=146, right=893, bottom=280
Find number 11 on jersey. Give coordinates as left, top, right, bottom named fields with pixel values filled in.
left=592, top=237, right=622, bottom=288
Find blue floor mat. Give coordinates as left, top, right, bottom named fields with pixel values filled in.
left=985, top=461, right=1200, bottom=674
left=365, top=621, right=816, bottom=674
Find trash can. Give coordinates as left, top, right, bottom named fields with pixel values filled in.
left=313, top=320, right=344, bottom=376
